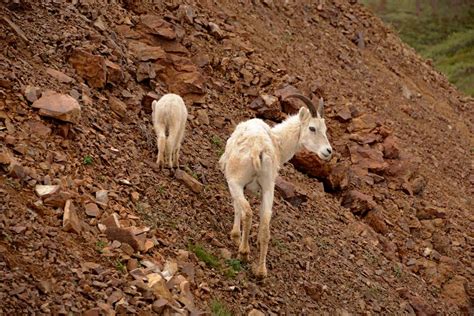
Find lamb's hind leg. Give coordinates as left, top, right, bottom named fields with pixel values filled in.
left=228, top=181, right=252, bottom=261
left=173, top=121, right=186, bottom=168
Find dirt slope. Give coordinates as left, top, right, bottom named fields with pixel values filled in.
left=0, top=0, right=472, bottom=315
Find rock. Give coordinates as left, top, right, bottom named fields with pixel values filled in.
left=44, top=191, right=73, bottom=208
left=290, top=149, right=332, bottom=178
left=208, top=22, right=224, bottom=39
left=130, top=191, right=140, bottom=203
left=35, top=184, right=60, bottom=198
left=31, top=93, right=81, bottom=123
left=248, top=95, right=284, bottom=121
left=410, top=176, right=426, bottom=195
left=341, top=190, right=376, bottom=216
left=304, top=283, right=324, bottom=301
left=248, top=309, right=265, bottom=316
left=401, top=85, right=413, bottom=100
left=175, top=170, right=203, bottom=193
left=83, top=308, right=101, bottom=316
left=335, top=107, right=352, bottom=122
left=274, top=85, right=302, bottom=115
left=275, top=177, right=307, bottom=207
left=220, top=248, right=232, bottom=260
left=63, top=200, right=82, bottom=234
left=442, top=275, right=469, bottom=309
left=26, top=120, right=51, bottom=137
left=349, top=145, right=388, bottom=172
left=348, top=114, right=378, bottom=132
left=95, top=189, right=109, bottom=205
left=69, top=49, right=106, bottom=88
left=148, top=273, right=174, bottom=301
left=93, top=16, right=107, bottom=31
left=105, top=60, right=124, bottom=85
left=382, top=136, right=400, bottom=159
left=140, top=14, right=176, bottom=39
left=45, top=68, right=75, bottom=83
left=128, top=41, right=167, bottom=62
left=109, top=96, right=127, bottom=118
left=23, top=85, right=41, bottom=103
left=105, top=227, right=140, bottom=251
left=101, top=213, right=121, bottom=228
left=177, top=4, right=195, bottom=24
left=399, top=290, right=436, bottom=316
left=196, top=109, right=209, bottom=125
left=365, top=210, right=388, bottom=235
left=326, top=163, right=349, bottom=191
left=161, top=71, right=206, bottom=102
left=136, top=62, right=156, bottom=82
left=85, top=203, right=101, bottom=217
left=416, top=205, right=447, bottom=220
left=142, top=91, right=160, bottom=114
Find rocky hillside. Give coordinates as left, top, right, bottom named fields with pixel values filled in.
left=0, top=0, right=472, bottom=315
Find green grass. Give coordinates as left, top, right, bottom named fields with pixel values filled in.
left=362, top=0, right=474, bottom=96
left=189, top=243, right=220, bottom=268
left=115, top=260, right=126, bottom=274
left=96, top=240, right=107, bottom=253
left=83, top=155, right=93, bottom=165
left=210, top=299, right=232, bottom=316
left=223, top=258, right=242, bottom=278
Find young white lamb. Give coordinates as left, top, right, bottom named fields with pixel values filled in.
left=219, top=94, right=332, bottom=278
left=152, top=93, right=188, bottom=168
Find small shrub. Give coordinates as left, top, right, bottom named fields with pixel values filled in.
left=96, top=240, right=107, bottom=253
left=189, top=243, right=219, bottom=268
left=115, top=260, right=126, bottom=274
left=83, top=155, right=93, bottom=165
left=210, top=299, right=232, bottom=316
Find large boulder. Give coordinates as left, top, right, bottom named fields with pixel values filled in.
left=32, top=93, right=81, bottom=123
left=69, top=49, right=106, bottom=88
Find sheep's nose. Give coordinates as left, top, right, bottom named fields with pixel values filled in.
left=325, top=147, right=332, bottom=156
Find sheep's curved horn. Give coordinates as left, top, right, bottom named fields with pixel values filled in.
left=318, top=97, right=324, bottom=118
left=284, top=94, right=318, bottom=117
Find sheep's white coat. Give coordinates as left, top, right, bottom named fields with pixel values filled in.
left=152, top=93, right=188, bottom=168
left=219, top=107, right=332, bottom=278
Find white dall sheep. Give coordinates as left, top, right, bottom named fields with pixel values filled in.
left=152, top=93, right=188, bottom=168
left=219, top=94, right=332, bottom=278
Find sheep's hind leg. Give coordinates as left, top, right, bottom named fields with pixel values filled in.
left=156, top=129, right=166, bottom=169
left=255, top=159, right=275, bottom=279
left=228, top=181, right=251, bottom=261
left=166, top=128, right=179, bottom=169
left=174, top=122, right=186, bottom=168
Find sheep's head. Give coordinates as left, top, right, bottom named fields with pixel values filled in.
left=285, top=94, right=333, bottom=161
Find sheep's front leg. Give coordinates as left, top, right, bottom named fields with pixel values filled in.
left=255, top=179, right=275, bottom=279
left=230, top=199, right=241, bottom=246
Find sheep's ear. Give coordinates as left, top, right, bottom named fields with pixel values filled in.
left=298, top=107, right=311, bottom=124
left=317, top=98, right=324, bottom=118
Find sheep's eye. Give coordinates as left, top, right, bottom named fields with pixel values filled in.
left=309, top=126, right=316, bottom=132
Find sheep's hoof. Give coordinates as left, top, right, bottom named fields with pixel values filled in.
left=238, top=246, right=250, bottom=262
left=254, top=265, right=267, bottom=279
left=230, top=231, right=240, bottom=246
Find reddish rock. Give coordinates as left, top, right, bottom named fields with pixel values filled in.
left=349, top=145, right=388, bottom=172
left=442, top=275, right=469, bottom=310
left=105, top=227, right=140, bottom=251
left=140, top=14, right=176, bottom=39
left=63, top=200, right=82, bottom=234
left=207, top=22, right=224, bottom=39
left=415, top=205, right=447, bottom=220
left=136, top=62, right=156, bottom=82
left=26, top=119, right=52, bottom=137
left=32, top=93, right=81, bottom=123
left=326, top=163, right=349, bottom=191
left=365, top=210, right=388, bottom=235
left=128, top=41, right=167, bottom=62
left=175, top=170, right=203, bottom=193
left=341, top=190, right=376, bottom=216
left=383, top=135, right=400, bottom=159
left=45, top=68, right=75, bottom=84
left=275, top=177, right=307, bottom=207
left=69, top=49, right=106, bottom=88
left=290, top=149, right=332, bottom=178
left=23, top=85, right=41, bottom=103
left=275, top=85, right=303, bottom=115
left=142, top=91, right=160, bottom=114
left=105, top=60, right=124, bottom=85
left=101, top=213, right=121, bottom=228
left=161, top=70, right=206, bottom=101
left=248, top=95, right=284, bottom=121
left=335, top=107, right=352, bottom=122
left=85, top=203, right=101, bottom=217
left=348, top=114, right=378, bottom=132
left=108, top=96, right=127, bottom=118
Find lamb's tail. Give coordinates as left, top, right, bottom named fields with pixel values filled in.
left=250, top=142, right=262, bottom=171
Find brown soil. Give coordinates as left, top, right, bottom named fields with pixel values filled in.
left=0, top=0, right=472, bottom=315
